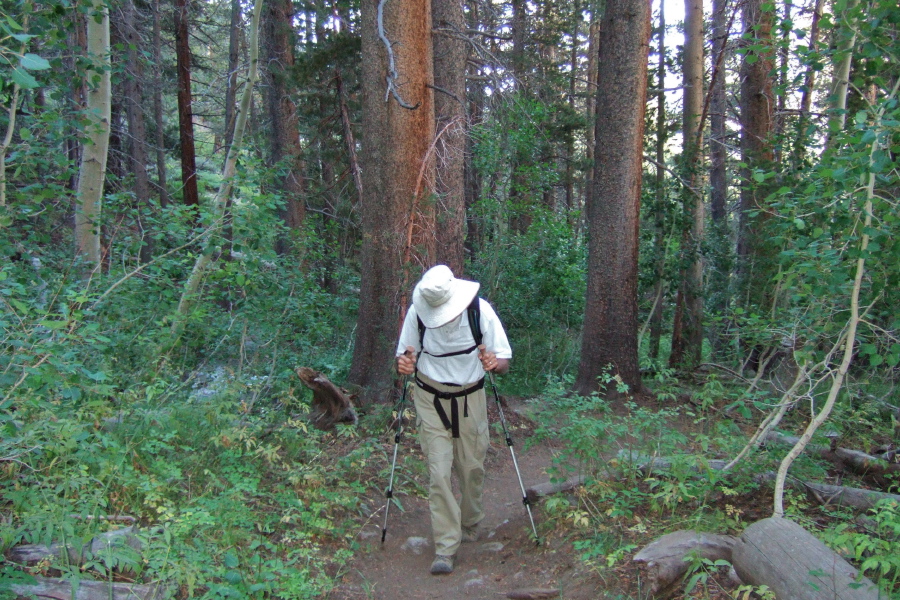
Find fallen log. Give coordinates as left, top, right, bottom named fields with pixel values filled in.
left=617, top=452, right=900, bottom=513
left=295, top=367, right=358, bottom=431
left=616, top=450, right=728, bottom=476
left=764, top=431, right=900, bottom=488
left=8, top=527, right=141, bottom=567
left=525, top=475, right=586, bottom=503
left=10, top=576, right=170, bottom=600
left=732, top=517, right=881, bottom=600
left=799, top=480, right=900, bottom=512
left=633, top=530, right=738, bottom=597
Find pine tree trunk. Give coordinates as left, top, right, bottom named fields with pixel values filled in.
left=670, top=0, right=705, bottom=369
left=152, top=0, right=169, bottom=208
left=123, top=0, right=153, bottom=263
left=648, top=2, right=666, bottom=362
left=709, top=0, right=728, bottom=223
left=581, top=17, right=599, bottom=240
left=736, top=0, right=775, bottom=306
left=223, top=0, right=240, bottom=155
left=75, top=0, right=111, bottom=273
left=575, top=0, right=650, bottom=396
left=708, top=0, right=731, bottom=354
left=174, top=0, right=200, bottom=211
left=463, top=0, right=483, bottom=261
left=349, top=0, right=436, bottom=403
left=261, top=0, right=306, bottom=256
left=432, top=0, right=466, bottom=274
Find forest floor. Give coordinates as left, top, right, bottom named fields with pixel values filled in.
left=327, top=396, right=744, bottom=600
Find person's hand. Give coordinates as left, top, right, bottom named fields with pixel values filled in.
left=478, top=345, right=509, bottom=374
left=397, top=346, right=416, bottom=375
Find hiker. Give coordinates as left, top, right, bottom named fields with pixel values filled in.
left=396, top=264, right=512, bottom=575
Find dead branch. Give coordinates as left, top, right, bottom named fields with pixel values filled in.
left=376, top=0, right=420, bottom=110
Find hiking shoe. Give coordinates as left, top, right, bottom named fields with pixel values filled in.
left=430, top=554, right=454, bottom=575
left=461, top=523, right=480, bottom=543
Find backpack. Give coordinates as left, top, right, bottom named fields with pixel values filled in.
left=416, top=296, right=483, bottom=358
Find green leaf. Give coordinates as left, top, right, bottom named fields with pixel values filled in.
left=40, top=320, right=68, bottom=329
left=752, top=171, right=765, bottom=183
left=224, top=553, right=239, bottom=568
left=5, top=15, right=23, bottom=31
left=794, top=218, right=806, bottom=230
left=10, top=68, right=39, bottom=90
left=20, top=53, right=51, bottom=71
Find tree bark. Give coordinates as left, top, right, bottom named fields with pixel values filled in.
left=575, top=0, right=650, bottom=396
left=582, top=17, right=599, bottom=237
left=261, top=0, right=306, bottom=256
left=349, top=0, right=436, bottom=403
left=223, top=0, right=241, bottom=156
left=633, top=530, right=737, bottom=597
left=709, top=0, right=728, bottom=223
left=669, top=0, right=705, bottom=370
left=432, top=0, right=466, bottom=274
left=792, top=0, right=824, bottom=164
left=647, top=3, right=666, bottom=362
left=736, top=0, right=775, bottom=305
left=75, top=0, right=111, bottom=273
left=123, top=0, right=153, bottom=263
left=732, top=517, right=881, bottom=600
left=11, top=578, right=168, bottom=600
left=824, top=0, right=859, bottom=151
left=174, top=0, right=200, bottom=211
left=151, top=0, right=169, bottom=208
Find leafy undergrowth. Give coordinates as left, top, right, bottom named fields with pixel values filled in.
left=0, top=388, right=389, bottom=599
left=524, top=372, right=900, bottom=599
left=2, top=364, right=898, bottom=599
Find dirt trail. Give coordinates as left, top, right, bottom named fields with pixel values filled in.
left=330, top=399, right=599, bottom=600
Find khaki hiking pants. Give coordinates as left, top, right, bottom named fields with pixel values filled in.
left=412, top=372, right=490, bottom=557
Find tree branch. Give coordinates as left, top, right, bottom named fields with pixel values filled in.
left=377, top=0, right=420, bottom=110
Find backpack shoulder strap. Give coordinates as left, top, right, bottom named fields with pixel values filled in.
left=417, top=315, right=426, bottom=356
left=466, top=296, right=483, bottom=347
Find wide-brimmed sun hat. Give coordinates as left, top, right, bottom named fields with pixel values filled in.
left=412, top=265, right=480, bottom=329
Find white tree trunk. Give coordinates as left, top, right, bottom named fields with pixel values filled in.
left=74, top=0, right=111, bottom=272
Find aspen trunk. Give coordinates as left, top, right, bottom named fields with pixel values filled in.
left=75, top=0, right=111, bottom=273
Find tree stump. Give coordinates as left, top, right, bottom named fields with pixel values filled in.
left=732, top=517, right=881, bottom=599
left=295, top=367, right=358, bottom=431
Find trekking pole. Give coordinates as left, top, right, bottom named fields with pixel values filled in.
left=382, top=376, right=409, bottom=544
left=488, top=372, right=539, bottom=544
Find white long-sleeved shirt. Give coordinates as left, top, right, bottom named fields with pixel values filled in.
left=396, top=298, right=512, bottom=386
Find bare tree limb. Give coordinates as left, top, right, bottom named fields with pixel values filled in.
left=376, top=0, right=420, bottom=110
